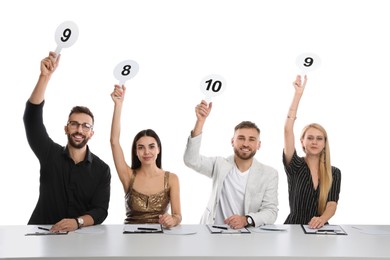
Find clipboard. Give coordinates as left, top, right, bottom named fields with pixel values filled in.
left=25, top=226, right=68, bottom=236
left=207, top=224, right=251, bottom=234
left=25, top=231, right=68, bottom=236
left=301, top=224, right=347, bottom=235
left=123, top=224, right=163, bottom=234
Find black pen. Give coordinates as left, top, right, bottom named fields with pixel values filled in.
left=137, top=227, right=158, bottom=231
left=212, top=225, right=228, bottom=230
left=316, top=230, right=337, bottom=234
left=38, top=227, right=51, bottom=231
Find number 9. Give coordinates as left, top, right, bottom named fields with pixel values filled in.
left=54, top=21, right=79, bottom=54
left=61, top=28, right=72, bottom=42
left=296, top=53, right=321, bottom=73
left=303, top=57, right=314, bottom=67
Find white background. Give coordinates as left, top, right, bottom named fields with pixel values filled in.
left=0, top=0, right=389, bottom=225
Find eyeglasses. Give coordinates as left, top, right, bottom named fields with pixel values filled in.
left=67, top=121, right=93, bottom=132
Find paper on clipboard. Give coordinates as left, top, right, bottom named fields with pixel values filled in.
left=301, top=224, right=347, bottom=235
left=123, top=224, right=163, bottom=234
left=207, top=224, right=250, bottom=234
left=25, top=226, right=68, bottom=236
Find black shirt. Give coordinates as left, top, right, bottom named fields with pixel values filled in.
left=23, top=101, right=111, bottom=225
left=283, top=150, right=341, bottom=225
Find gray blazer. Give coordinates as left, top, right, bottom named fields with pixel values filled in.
left=183, top=133, right=279, bottom=227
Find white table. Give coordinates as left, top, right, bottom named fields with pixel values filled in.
left=1, top=224, right=390, bottom=259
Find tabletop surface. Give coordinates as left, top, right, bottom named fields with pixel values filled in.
left=1, top=224, right=390, bottom=260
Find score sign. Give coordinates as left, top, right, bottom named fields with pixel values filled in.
left=54, top=21, right=79, bottom=55
left=113, top=59, right=139, bottom=85
left=296, top=52, right=321, bottom=73
left=200, top=74, right=226, bottom=102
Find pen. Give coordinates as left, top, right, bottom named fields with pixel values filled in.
left=316, top=230, right=337, bottom=234
left=137, top=227, right=158, bottom=231
left=38, top=227, right=51, bottom=231
left=212, top=225, right=228, bottom=230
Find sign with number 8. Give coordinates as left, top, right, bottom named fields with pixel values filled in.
left=113, top=59, right=139, bottom=85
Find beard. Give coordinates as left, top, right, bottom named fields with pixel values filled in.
left=67, top=132, right=90, bottom=149
left=234, top=147, right=257, bottom=160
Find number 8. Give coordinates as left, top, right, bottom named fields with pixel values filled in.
left=121, top=65, right=132, bottom=76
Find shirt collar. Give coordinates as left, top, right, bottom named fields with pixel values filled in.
left=62, top=145, right=93, bottom=163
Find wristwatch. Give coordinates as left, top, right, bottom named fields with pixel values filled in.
left=76, top=217, right=84, bottom=229
left=246, top=215, right=254, bottom=227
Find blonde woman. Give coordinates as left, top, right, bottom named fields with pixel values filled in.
left=283, top=75, right=341, bottom=229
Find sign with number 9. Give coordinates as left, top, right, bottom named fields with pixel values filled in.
left=113, top=59, right=139, bottom=85
left=296, top=52, right=321, bottom=73
left=54, top=21, right=79, bottom=55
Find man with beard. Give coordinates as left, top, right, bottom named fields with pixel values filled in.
left=183, top=100, right=278, bottom=229
left=23, top=52, right=111, bottom=232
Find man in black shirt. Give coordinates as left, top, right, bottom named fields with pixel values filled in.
left=23, top=51, right=111, bottom=232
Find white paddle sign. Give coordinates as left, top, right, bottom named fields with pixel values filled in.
left=296, top=52, right=321, bottom=74
left=54, top=21, right=79, bottom=55
left=200, top=74, right=226, bottom=103
left=113, top=59, right=139, bottom=85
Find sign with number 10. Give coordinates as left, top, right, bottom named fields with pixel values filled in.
left=200, top=74, right=226, bottom=101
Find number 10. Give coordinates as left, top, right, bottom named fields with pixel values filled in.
left=205, top=79, right=222, bottom=92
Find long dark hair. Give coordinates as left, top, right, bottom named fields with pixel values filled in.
left=131, top=129, right=162, bottom=169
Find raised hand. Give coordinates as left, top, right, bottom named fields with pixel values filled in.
left=40, top=52, right=60, bottom=77
left=195, top=100, right=212, bottom=122
left=111, top=85, right=126, bottom=104
left=292, top=75, right=307, bottom=94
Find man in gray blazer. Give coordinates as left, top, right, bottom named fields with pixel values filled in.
left=183, top=100, right=278, bottom=229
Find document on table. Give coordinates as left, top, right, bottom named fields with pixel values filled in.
left=207, top=224, right=250, bottom=234
left=25, top=225, right=68, bottom=236
left=260, top=224, right=288, bottom=231
left=352, top=226, right=390, bottom=235
left=163, top=225, right=199, bottom=235
left=123, top=224, right=163, bottom=234
left=75, top=225, right=105, bottom=234
left=301, top=224, right=347, bottom=235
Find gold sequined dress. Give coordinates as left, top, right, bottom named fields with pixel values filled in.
left=124, top=170, right=170, bottom=224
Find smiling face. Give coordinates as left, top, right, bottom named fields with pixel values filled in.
left=64, top=113, right=94, bottom=149
left=231, top=128, right=261, bottom=160
left=136, top=136, right=160, bottom=166
left=300, top=127, right=325, bottom=156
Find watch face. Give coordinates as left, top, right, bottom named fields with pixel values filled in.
left=247, top=216, right=253, bottom=225
left=78, top=218, right=84, bottom=225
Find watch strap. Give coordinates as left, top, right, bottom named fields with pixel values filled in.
left=246, top=215, right=255, bottom=227
left=74, top=218, right=80, bottom=229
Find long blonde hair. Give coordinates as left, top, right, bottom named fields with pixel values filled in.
left=300, top=123, right=332, bottom=215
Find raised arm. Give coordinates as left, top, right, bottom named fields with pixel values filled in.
left=284, top=75, right=307, bottom=164
left=110, top=85, right=132, bottom=193
left=29, top=52, right=60, bottom=104
left=191, top=100, right=213, bottom=137
left=183, top=100, right=216, bottom=176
